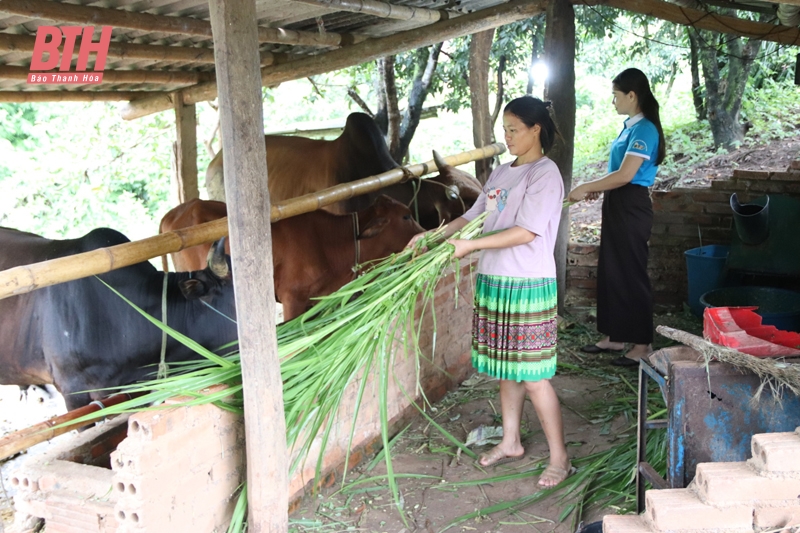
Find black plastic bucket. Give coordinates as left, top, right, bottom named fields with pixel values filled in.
left=730, top=193, right=770, bottom=245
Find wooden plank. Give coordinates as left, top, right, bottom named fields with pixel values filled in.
left=292, top=0, right=446, bottom=22
left=0, top=0, right=357, bottom=47
left=174, top=99, right=199, bottom=203
left=544, top=0, right=576, bottom=315
left=121, top=0, right=547, bottom=119
left=208, top=0, right=286, bottom=527
left=577, top=0, right=800, bottom=45
left=468, top=29, right=494, bottom=184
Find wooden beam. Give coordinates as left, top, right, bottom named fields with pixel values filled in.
left=292, top=0, right=447, bottom=22
left=0, top=0, right=360, bottom=48
left=0, top=91, right=163, bottom=102
left=0, top=65, right=214, bottom=85
left=577, top=0, right=800, bottom=45
left=0, top=32, right=215, bottom=64
left=174, top=101, right=199, bottom=203
left=209, top=0, right=286, bottom=529
left=544, top=0, right=576, bottom=315
left=121, top=0, right=547, bottom=120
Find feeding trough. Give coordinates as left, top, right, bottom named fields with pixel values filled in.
left=700, top=286, right=800, bottom=333
left=703, top=306, right=800, bottom=357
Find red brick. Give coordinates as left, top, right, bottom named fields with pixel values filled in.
left=567, top=266, right=596, bottom=279
left=690, top=190, right=736, bottom=203
left=733, top=169, right=773, bottom=180
left=644, top=488, right=752, bottom=530
left=704, top=202, right=735, bottom=215
left=694, top=462, right=800, bottom=504
left=751, top=432, right=800, bottom=473
left=567, top=243, right=599, bottom=255
left=749, top=181, right=793, bottom=193
left=602, top=514, right=650, bottom=532
left=771, top=171, right=800, bottom=182
left=790, top=160, right=800, bottom=171
left=569, top=279, right=597, bottom=290
left=712, top=180, right=750, bottom=191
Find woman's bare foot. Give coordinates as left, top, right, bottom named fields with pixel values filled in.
left=624, top=343, right=653, bottom=361
left=596, top=336, right=625, bottom=351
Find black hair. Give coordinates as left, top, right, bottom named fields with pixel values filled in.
left=612, top=68, right=666, bottom=165
left=503, top=96, right=560, bottom=154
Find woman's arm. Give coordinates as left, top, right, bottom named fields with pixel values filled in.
left=568, top=154, right=645, bottom=202
left=406, top=216, right=469, bottom=249
left=448, top=226, right=534, bottom=259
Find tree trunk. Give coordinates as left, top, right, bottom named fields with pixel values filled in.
left=468, top=29, right=496, bottom=184
left=543, top=0, right=575, bottom=316
left=396, top=43, right=443, bottom=162
left=688, top=29, right=706, bottom=120
left=695, top=27, right=761, bottom=150
left=378, top=56, right=401, bottom=158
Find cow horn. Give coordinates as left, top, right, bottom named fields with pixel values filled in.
left=432, top=150, right=449, bottom=171
left=207, top=238, right=229, bottom=278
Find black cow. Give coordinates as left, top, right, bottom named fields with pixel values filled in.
left=0, top=227, right=238, bottom=411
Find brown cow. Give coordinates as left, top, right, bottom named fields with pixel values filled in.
left=159, top=195, right=424, bottom=321
left=205, top=113, right=482, bottom=229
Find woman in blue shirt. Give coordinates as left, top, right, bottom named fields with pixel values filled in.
left=567, top=68, right=666, bottom=366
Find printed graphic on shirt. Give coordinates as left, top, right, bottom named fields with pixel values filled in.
left=631, top=140, right=647, bottom=151
left=486, top=188, right=508, bottom=213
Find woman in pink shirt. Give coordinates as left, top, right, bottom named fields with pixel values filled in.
left=408, top=96, right=571, bottom=487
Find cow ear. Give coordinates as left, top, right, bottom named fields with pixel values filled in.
left=179, top=279, right=209, bottom=300
left=358, top=217, right=388, bottom=239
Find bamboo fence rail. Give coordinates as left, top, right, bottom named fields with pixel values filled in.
left=0, top=143, right=504, bottom=301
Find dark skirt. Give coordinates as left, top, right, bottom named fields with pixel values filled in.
left=596, top=183, right=654, bottom=344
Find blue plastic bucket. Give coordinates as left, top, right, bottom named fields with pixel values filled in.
left=684, top=245, right=730, bottom=317
left=700, top=286, right=800, bottom=332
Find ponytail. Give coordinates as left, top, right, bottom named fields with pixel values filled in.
left=613, top=68, right=666, bottom=165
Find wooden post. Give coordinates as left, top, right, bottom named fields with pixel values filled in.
left=468, top=29, right=495, bottom=184
left=173, top=98, right=199, bottom=203
left=543, top=0, right=575, bottom=315
left=208, top=0, right=287, bottom=530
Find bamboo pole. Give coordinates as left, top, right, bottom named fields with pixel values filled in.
left=1, top=65, right=214, bottom=85
left=0, top=91, right=161, bottom=103
left=0, top=143, right=504, bottom=301
left=0, top=0, right=360, bottom=48
left=0, top=393, right=136, bottom=461
left=120, top=0, right=545, bottom=119
left=292, top=0, right=448, bottom=22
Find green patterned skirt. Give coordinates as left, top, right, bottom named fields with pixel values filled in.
left=471, top=274, right=558, bottom=382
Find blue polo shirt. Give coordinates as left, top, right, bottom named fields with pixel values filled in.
left=608, top=114, right=660, bottom=187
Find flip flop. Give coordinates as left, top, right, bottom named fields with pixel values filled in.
left=537, top=462, right=575, bottom=487
left=476, top=447, right=525, bottom=468
left=580, top=344, right=624, bottom=354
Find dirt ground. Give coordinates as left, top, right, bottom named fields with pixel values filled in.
left=287, top=310, right=703, bottom=533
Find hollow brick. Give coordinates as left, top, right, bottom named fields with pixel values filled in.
left=750, top=432, right=800, bottom=473
left=602, top=514, right=651, bottom=533
left=644, top=488, right=753, bottom=530
left=754, top=505, right=800, bottom=530
left=694, top=462, right=800, bottom=504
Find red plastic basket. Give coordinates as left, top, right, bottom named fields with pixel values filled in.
left=703, top=306, right=800, bottom=357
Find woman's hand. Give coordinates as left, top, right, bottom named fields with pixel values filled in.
left=406, top=231, right=429, bottom=250
left=446, top=238, right=475, bottom=259
left=567, top=184, right=589, bottom=203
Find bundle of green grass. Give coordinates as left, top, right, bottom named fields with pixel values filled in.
left=83, top=214, right=487, bottom=532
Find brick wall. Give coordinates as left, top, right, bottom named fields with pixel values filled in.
left=566, top=167, right=800, bottom=310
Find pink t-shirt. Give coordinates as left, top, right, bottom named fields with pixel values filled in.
left=462, top=157, right=564, bottom=278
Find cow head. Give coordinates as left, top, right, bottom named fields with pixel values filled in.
left=411, top=151, right=483, bottom=230
left=357, top=195, right=424, bottom=264
left=179, top=238, right=234, bottom=304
